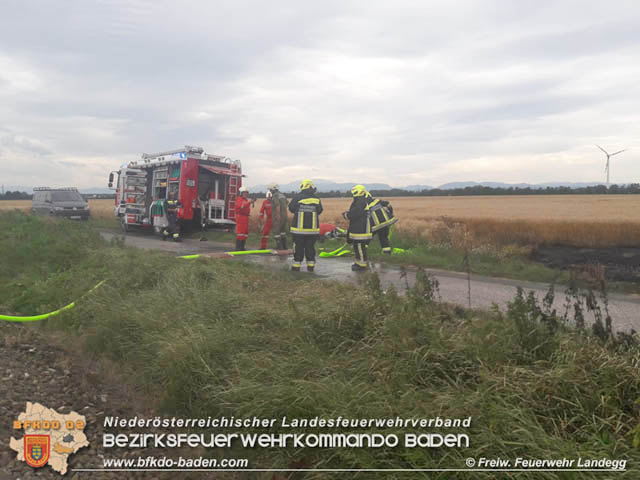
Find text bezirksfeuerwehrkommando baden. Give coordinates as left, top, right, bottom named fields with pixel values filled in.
left=104, top=416, right=472, bottom=430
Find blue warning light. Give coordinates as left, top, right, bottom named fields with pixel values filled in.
left=179, top=152, right=187, bottom=159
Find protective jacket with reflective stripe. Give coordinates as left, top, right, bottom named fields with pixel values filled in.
left=347, top=196, right=372, bottom=240
left=289, top=190, right=322, bottom=235
left=366, top=197, right=397, bottom=232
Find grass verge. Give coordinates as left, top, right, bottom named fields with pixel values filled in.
left=3, top=210, right=639, bottom=478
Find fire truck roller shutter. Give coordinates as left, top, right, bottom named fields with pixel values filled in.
left=199, top=165, right=243, bottom=177
left=198, top=167, right=224, bottom=200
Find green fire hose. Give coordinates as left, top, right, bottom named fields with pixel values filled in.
left=319, top=244, right=350, bottom=258
left=225, top=249, right=272, bottom=256
left=0, top=281, right=105, bottom=323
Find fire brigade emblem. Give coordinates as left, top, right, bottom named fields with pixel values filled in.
left=24, top=435, right=50, bottom=468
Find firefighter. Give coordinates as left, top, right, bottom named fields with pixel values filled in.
left=289, top=179, right=323, bottom=271
left=235, top=186, right=253, bottom=251
left=366, top=192, right=398, bottom=254
left=345, top=184, right=372, bottom=271
left=269, top=183, right=289, bottom=250
left=319, top=223, right=346, bottom=241
left=164, top=191, right=183, bottom=242
left=259, top=191, right=273, bottom=249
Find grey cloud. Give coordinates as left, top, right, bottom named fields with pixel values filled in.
left=0, top=1, right=639, bottom=188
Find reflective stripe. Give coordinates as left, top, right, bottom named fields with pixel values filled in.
left=307, top=262, right=315, bottom=267
left=365, top=199, right=379, bottom=211
left=382, top=247, right=392, bottom=252
left=292, top=263, right=301, bottom=268
left=349, top=232, right=372, bottom=239
left=299, top=197, right=320, bottom=205
left=371, top=216, right=398, bottom=232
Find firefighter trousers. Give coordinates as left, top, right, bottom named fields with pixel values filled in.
left=165, top=212, right=180, bottom=239
left=261, top=220, right=272, bottom=249
left=292, top=234, right=317, bottom=267
left=374, top=227, right=391, bottom=253
left=236, top=214, right=249, bottom=241
left=353, top=240, right=369, bottom=267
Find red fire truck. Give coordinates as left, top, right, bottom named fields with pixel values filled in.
left=108, top=146, right=243, bottom=233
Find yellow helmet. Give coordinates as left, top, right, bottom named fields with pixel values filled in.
left=351, top=184, right=367, bottom=197
left=300, top=179, right=314, bottom=190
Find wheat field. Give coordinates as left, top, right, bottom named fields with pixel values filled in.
left=306, top=195, right=640, bottom=248
left=2, top=195, right=640, bottom=247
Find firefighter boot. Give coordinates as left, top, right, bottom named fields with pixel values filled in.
left=291, top=263, right=301, bottom=272
left=235, top=239, right=246, bottom=251
left=281, top=237, right=288, bottom=250
left=351, top=263, right=368, bottom=272
left=307, top=262, right=315, bottom=272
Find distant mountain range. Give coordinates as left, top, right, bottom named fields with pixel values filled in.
left=248, top=180, right=607, bottom=193
left=3, top=180, right=609, bottom=195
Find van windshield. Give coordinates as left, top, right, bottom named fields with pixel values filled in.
left=51, top=191, right=84, bottom=202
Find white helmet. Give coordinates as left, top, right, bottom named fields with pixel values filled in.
left=268, top=183, right=278, bottom=191
left=266, top=191, right=272, bottom=198
left=239, top=186, right=249, bottom=193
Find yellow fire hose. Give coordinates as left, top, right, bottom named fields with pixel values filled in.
left=0, top=281, right=106, bottom=323
left=319, top=244, right=350, bottom=258
left=179, top=250, right=274, bottom=259
left=225, top=249, right=273, bottom=256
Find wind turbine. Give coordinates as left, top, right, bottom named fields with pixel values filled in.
left=596, top=145, right=626, bottom=187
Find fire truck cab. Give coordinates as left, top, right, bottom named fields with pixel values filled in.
left=108, top=146, right=243, bottom=233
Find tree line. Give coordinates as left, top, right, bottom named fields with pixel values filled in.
left=0, top=191, right=31, bottom=200
left=270, top=184, right=640, bottom=198
left=4, top=184, right=640, bottom=201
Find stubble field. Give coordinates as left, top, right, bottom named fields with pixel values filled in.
left=2, top=195, right=639, bottom=247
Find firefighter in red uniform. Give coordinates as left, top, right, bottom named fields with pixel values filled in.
left=259, top=191, right=273, bottom=249
left=319, top=223, right=346, bottom=240
left=235, top=186, right=253, bottom=251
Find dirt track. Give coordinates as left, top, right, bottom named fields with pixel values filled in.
left=101, top=231, right=640, bottom=334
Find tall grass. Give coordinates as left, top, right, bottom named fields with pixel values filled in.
left=2, top=211, right=640, bottom=478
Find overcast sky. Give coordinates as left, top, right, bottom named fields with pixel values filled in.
left=1, top=0, right=639, bottom=189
